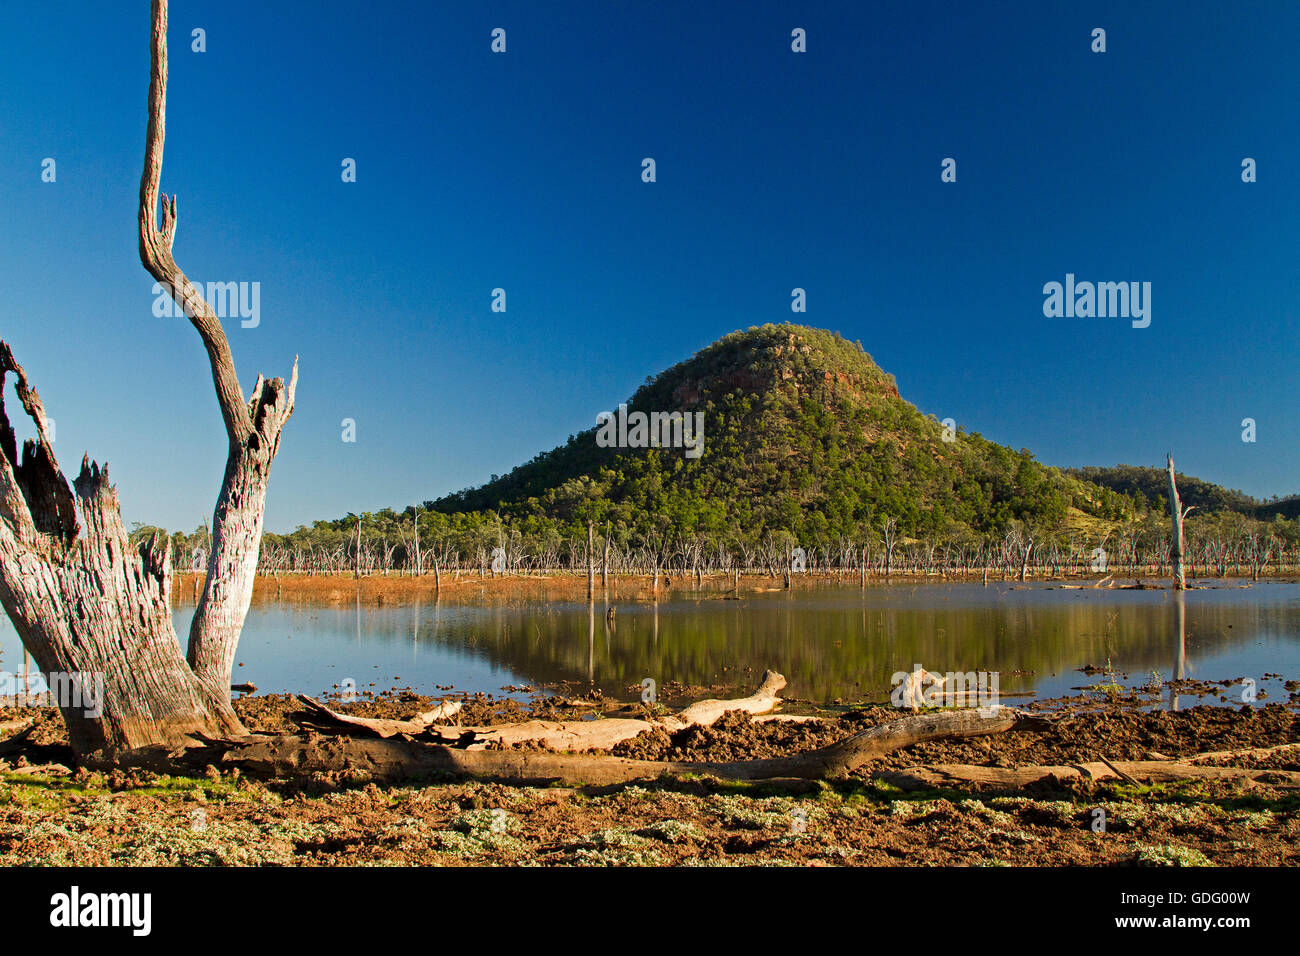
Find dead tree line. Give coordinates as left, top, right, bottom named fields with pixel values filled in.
left=156, top=518, right=1300, bottom=583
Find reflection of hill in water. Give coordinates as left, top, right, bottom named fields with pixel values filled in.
left=320, top=583, right=1300, bottom=703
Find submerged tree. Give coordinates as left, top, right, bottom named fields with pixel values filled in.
left=0, top=0, right=295, bottom=759
left=1167, top=454, right=1187, bottom=590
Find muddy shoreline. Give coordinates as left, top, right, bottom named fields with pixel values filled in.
left=5, top=574, right=1296, bottom=867
left=2, top=686, right=1296, bottom=867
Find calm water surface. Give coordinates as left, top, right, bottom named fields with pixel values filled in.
left=3, top=581, right=1300, bottom=706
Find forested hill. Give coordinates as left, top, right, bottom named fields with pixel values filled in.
left=1065, top=465, right=1300, bottom=521
left=428, top=324, right=1138, bottom=540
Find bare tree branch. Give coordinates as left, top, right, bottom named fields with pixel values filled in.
left=137, top=0, right=256, bottom=447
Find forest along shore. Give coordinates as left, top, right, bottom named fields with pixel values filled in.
left=1, top=682, right=1296, bottom=866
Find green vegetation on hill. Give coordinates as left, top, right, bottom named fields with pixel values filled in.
left=430, top=324, right=1133, bottom=541
left=142, top=323, right=1296, bottom=571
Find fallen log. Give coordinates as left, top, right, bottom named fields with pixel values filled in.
left=672, top=670, right=787, bottom=726
left=1, top=762, right=70, bottom=777
left=296, top=670, right=787, bottom=751
left=295, top=697, right=462, bottom=739
left=873, top=759, right=1300, bottom=791
left=114, top=705, right=1039, bottom=786
left=1184, top=741, right=1300, bottom=764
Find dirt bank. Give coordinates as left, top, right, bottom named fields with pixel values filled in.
left=2, top=690, right=1296, bottom=866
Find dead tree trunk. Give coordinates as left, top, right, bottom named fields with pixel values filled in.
left=601, top=522, right=610, bottom=588
left=883, top=516, right=897, bottom=579
left=586, top=519, right=594, bottom=597
left=0, top=0, right=296, bottom=760
left=411, top=505, right=421, bottom=576
left=139, top=0, right=296, bottom=716
left=0, top=348, right=244, bottom=755
left=1167, top=454, right=1185, bottom=591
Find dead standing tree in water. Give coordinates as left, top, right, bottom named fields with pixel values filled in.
left=0, top=0, right=296, bottom=759
left=1166, top=454, right=1193, bottom=591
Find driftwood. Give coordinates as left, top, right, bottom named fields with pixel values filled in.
left=875, top=744, right=1300, bottom=791
left=296, top=670, right=788, bottom=751
left=1186, top=742, right=1300, bottom=764
left=113, top=706, right=1040, bottom=787
left=296, top=697, right=463, bottom=738
left=79, top=671, right=1300, bottom=790
left=80, top=678, right=1300, bottom=791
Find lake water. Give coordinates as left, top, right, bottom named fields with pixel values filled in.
left=4, top=580, right=1299, bottom=709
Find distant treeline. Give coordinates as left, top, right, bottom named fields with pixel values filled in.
left=139, top=506, right=1300, bottom=581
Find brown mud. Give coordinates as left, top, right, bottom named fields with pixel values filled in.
left=2, top=686, right=1296, bottom=866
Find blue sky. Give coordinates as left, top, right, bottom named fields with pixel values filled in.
left=1, top=1, right=1297, bottom=533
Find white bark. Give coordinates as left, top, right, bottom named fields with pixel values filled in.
left=137, top=0, right=296, bottom=709
left=0, top=347, right=243, bottom=755
left=0, top=0, right=297, bottom=759
left=1167, top=454, right=1185, bottom=590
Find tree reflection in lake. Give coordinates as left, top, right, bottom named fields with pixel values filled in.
left=4, top=581, right=1293, bottom=707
